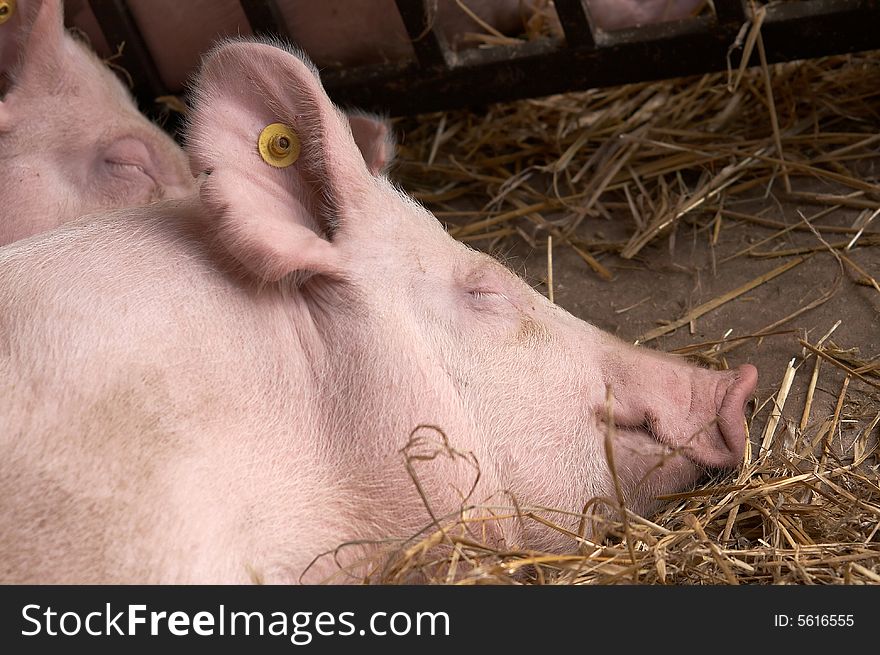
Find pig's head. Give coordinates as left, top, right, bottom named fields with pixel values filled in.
left=187, top=41, right=756, bottom=550
left=0, top=0, right=194, bottom=245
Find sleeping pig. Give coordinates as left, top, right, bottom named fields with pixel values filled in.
left=0, top=39, right=756, bottom=583
left=0, top=0, right=395, bottom=247
left=0, top=0, right=193, bottom=245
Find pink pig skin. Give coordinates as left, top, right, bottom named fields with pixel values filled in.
left=65, top=0, right=704, bottom=93
left=0, top=0, right=195, bottom=246
left=586, top=0, right=704, bottom=30
left=0, top=40, right=755, bottom=584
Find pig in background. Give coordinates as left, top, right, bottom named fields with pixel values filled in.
left=65, top=0, right=705, bottom=93
left=587, top=0, right=705, bottom=30
left=0, top=38, right=756, bottom=584
left=0, top=0, right=193, bottom=246
left=0, top=0, right=401, bottom=247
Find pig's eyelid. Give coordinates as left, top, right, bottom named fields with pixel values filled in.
left=103, top=158, right=156, bottom=184
left=467, top=290, right=514, bottom=311
left=468, top=290, right=501, bottom=300
left=105, top=160, right=146, bottom=173
left=102, top=137, right=154, bottom=175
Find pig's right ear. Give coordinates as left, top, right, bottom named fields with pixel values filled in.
left=186, top=41, right=379, bottom=282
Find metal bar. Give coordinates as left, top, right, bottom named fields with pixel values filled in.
left=238, top=0, right=291, bottom=40
left=324, top=0, right=880, bottom=116
left=712, top=0, right=749, bottom=26
left=393, top=0, right=452, bottom=70
left=553, top=0, right=596, bottom=48
left=85, top=0, right=166, bottom=112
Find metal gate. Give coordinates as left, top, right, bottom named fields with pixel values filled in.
left=84, top=0, right=880, bottom=116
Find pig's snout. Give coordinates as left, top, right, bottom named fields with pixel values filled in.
left=605, top=359, right=758, bottom=471
left=714, top=364, right=758, bottom=465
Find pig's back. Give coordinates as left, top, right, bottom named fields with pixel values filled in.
left=0, top=203, right=335, bottom=583
left=0, top=203, right=237, bottom=582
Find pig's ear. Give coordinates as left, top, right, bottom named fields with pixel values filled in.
left=186, top=41, right=377, bottom=282
left=0, top=0, right=64, bottom=97
left=347, top=111, right=396, bottom=175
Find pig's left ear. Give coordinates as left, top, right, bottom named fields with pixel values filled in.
left=186, top=41, right=378, bottom=282
left=347, top=111, right=396, bottom=175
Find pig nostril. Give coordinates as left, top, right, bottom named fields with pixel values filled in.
left=715, top=364, right=758, bottom=462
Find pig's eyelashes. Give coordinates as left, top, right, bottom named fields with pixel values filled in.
left=104, top=159, right=155, bottom=186
left=468, top=290, right=505, bottom=301
left=466, top=290, right=514, bottom=314
left=101, top=138, right=157, bottom=185
left=100, top=158, right=159, bottom=200
left=105, top=160, right=147, bottom=174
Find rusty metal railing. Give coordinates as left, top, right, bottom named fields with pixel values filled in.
left=84, top=0, right=880, bottom=117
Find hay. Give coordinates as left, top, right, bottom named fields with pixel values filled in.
left=370, top=15, right=880, bottom=584
left=393, top=47, right=880, bottom=267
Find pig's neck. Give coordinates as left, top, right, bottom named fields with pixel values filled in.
left=268, top=311, right=510, bottom=582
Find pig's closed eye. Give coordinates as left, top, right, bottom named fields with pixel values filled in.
left=469, top=290, right=499, bottom=300
left=105, top=160, right=147, bottom=174
left=101, top=138, right=156, bottom=184
left=102, top=159, right=156, bottom=195
left=466, top=289, right=512, bottom=313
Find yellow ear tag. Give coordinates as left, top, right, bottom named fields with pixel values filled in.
left=258, top=123, right=300, bottom=168
left=0, top=0, right=16, bottom=25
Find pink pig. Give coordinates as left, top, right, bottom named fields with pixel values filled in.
left=66, top=0, right=705, bottom=93
left=587, top=0, right=704, bottom=31
left=0, top=40, right=755, bottom=584
left=0, top=0, right=399, bottom=247
left=0, top=0, right=195, bottom=245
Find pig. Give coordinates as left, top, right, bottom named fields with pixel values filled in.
left=0, top=1, right=398, bottom=247
left=0, top=39, right=756, bottom=584
left=65, top=0, right=705, bottom=93
left=587, top=0, right=704, bottom=31
left=0, top=0, right=194, bottom=246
